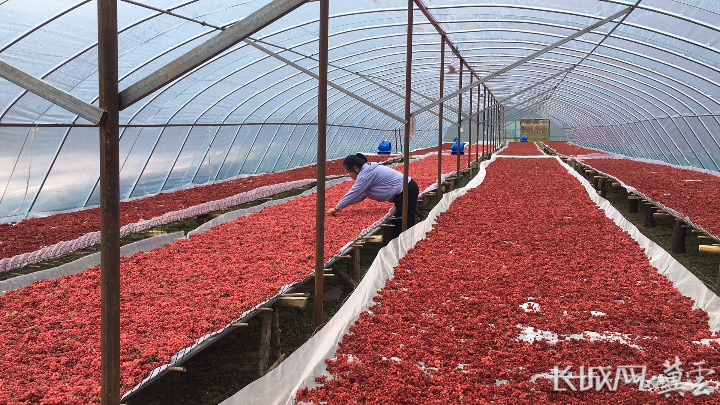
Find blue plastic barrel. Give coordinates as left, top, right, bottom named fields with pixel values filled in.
left=378, top=140, right=392, bottom=154
left=451, top=140, right=465, bottom=155
left=521, top=135, right=528, bottom=142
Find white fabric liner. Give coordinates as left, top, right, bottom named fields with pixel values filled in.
left=0, top=231, right=184, bottom=296
left=0, top=179, right=316, bottom=273
left=219, top=155, right=498, bottom=405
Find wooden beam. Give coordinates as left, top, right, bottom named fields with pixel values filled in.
left=0, top=59, right=106, bottom=124
left=119, top=0, right=307, bottom=109
left=277, top=296, right=308, bottom=308
left=700, top=245, right=720, bottom=254
left=349, top=246, right=361, bottom=283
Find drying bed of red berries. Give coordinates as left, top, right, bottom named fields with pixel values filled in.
left=0, top=153, right=459, bottom=404
left=297, top=157, right=720, bottom=404
left=0, top=156, right=390, bottom=262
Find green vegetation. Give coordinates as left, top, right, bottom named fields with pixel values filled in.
left=520, top=119, right=550, bottom=142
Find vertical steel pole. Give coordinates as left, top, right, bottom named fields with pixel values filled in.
left=437, top=37, right=445, bottom=201
left=98, top=0, right=120, bottom=403
left=492, top=98, right=497, bottom=150
left=475, top=85, right=480, bottom=162
left=482, top=87, right=487, bottom=158
left=468, top=75, right=473, bottom=168
left=402, top=0, right=413, bottom=232
left=314, top=0, right=329, bottom=329
left=456, top=62, right=462, bottom=173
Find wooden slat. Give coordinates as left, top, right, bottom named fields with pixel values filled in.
left=699, top=245, right=720, bottom=254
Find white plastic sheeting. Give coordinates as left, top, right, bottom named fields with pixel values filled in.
left=219, top=155, right=496, bottom=405
left=5, top=1, right=720, bottom=216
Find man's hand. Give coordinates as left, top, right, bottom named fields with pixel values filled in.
left=326, top=207, right=339, bottom=216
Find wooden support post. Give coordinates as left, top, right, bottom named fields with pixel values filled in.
left=330, top=264, right=358, bottom=289
left=271, top=303, right=281, bottom=359
left=672, top=219, right=687, bottom=254
left=258, top=311, right=272, bottom=376
left=599, top=177, right=606, bottom=198
left=348, top=246, right=361, bottom=283
left=629, top=195, right=639, bottom=213
left=592, top=175, right=599, bottom=190
left=644, top=203, right=656, bottom=228
left=382, top=223, right=393, bottom=246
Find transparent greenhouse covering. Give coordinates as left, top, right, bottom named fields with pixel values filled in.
left=1, top=0, right=720, bottom=219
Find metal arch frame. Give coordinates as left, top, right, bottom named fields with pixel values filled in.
left=483, top=42, right=720, bottom=167
left=6, top=2, right=719, bottom=126
left=6, top=2, right=720, bottom=214
left=599, top=0, right=720, bottom=35
left=249, top=37, right=465, bottom=127
left=549, top=83, right=666, bottom=161
left=450, top=30, right=720, bottom=103
left=558, top=73, right=684, bottom=163
left=228, top=71, right=403, bottom=174
left=0, top=0, right=219, bottom=122
left=17, top=11, right=242, bottom=208
left=508, top=94, right=635, bottom=156
left=119, top=0, right=308, bottom=108
left=554, top=68, right=680, bottom=159
left=544, top=96, right=661, bottom=158
left=537, top=96, right=629, bottom=151
left=435, top=23, right=720, bottom=103
left=419, top=14, right=720, bottom=81
left=537, top=98, right=640, bottom=156
left=411, top=7, right=635, bottom=117
left=561, top=64, right=720, bottom=169
left=542, top=96, right=662, bottom=158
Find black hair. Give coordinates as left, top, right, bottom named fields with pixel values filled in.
left=343, top=153, right=368, bottom=171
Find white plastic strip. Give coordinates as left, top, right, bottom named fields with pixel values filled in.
left=556, top=156, right=720, bottom=331
left=219, top=155, right=499, bottom=405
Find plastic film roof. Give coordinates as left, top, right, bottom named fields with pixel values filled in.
left=1, top=0, right=720, bottom=218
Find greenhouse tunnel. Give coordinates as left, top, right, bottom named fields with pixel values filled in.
left=2, top=0, right=720, bottom=403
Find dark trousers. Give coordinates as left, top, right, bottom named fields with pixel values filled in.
left=391, top=179, right=419, bottom=240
